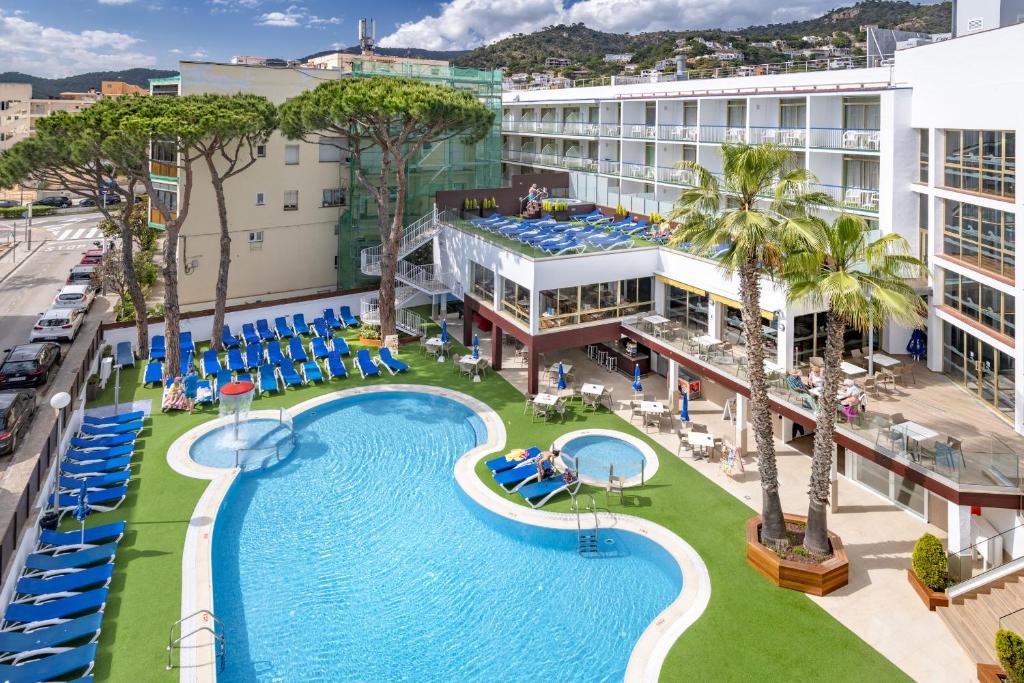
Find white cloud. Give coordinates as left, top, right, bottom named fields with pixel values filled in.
left=191, top=48, right=208, bottom=58
left=169, top=47, right=183, bottom=54
left=257, top=5, right=340, bottom=28
left=98, top=0, right=135, bottom=5
left=378, top=0, right=831, bottom=51
left=307, top=15, right=340, bottom=26
left=0, top=10, right=157, bottom=78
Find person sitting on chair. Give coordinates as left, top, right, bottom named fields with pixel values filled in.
left=786, top=368, right=818, bottom=411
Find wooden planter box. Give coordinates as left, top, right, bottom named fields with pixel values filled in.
left=977, top=664, right=1007, bottom=683
left=359, top=335, right=419, bottom=347
left=907, top=568, right=949, bottom=610
left=745, top=514, right=849, bottom=596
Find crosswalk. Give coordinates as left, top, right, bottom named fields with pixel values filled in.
left=51, top=226, right=103, bottom=242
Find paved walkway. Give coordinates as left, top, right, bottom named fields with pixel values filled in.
left=451, top=318, right=976, bottom=683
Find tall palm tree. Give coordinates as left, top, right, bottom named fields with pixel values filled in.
left=668, top=143, right=826, bottom=547
left=784, top=214, right=926, bottom=554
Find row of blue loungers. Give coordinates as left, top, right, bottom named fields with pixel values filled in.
left=483, top=447, right=581, bottom=509
left=0, top=411, right=143, bottom=681
left=469, top=211, right=650, bottom=253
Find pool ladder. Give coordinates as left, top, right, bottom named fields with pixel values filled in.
left=167, top=609, right=225, bottom=672
left=572, top=493, right=600, bottom=557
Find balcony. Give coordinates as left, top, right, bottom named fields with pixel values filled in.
left=812, top=183, right=880, bottom=212
left=700, top=126, right=747, bottom=144
left=598, top=159, right=620, bottom=175
left=149, top=160, right=177, bottom=179
left=503, top=150, right=597, bottom=172
left=622, top=162, right=655, bottom=181
left=809, top=128, right=881, bottom=152
left=656, top=165, right=698, bottom=186
left=501, top=120, right=599, bottom=137
left=658, top=124, right=699, bottom=143
left=602, top=123, right=622, bottom=137
left=749, top=126, right=807, bottom=147
left=623, top=124, right=657, bottom=140
left=148, top=206, right=175, bottom=228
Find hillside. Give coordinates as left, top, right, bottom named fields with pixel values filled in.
left=736, top=0, right=951, bottom=38
left=0, top=68, right=177, bottom=99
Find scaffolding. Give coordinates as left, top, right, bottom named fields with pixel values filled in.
left=338, top=60, right=503, bottom=289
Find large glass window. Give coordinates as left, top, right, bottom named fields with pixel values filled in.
left=943, top=271, right=1015, bottom=337
left=724, top=304, right=777, bottom=357
left=918, top=129, right=929, bottom=183
left=943, top=322, right=1015, bottom=421
left=843, top=155, right=880, bottom=190
left=918, top=193, right=929, bottom=266
left=941, top=199, right=1015, bottom=279
left=682, top=101, right=697, bottom=126
left=779, top=98, right=806, bottom=128
left=842, top=96, right=880, bottom=129
left=501, top=277, right=531, bottom=324
left=470, top=261, right=494, bottom=301
left=943, top=129, right=1015, bottom=199
left=538, top=277, right=653, bottom=330
left=726, top=100, right=746, bottom=128
left=667, top=285, right=709, bottom=333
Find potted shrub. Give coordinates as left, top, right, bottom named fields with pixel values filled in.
left=358, top=323, right=383, bottom=347
left=553, top=200, right=570, bottom=221
left=100, top=344, right=113, bottom=359
left=986, top=629, right=1024, bottom=682
left=614, top=203, right=628, bottom=220
left=907, top=532, right=950, bottom=610
left=86, top=373, right=101, bottom=401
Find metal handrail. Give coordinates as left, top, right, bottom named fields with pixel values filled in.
left=1000, top=606, right=1024, bottom=629
left=167, top=610, right=225, bottom=672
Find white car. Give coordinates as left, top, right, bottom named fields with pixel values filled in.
left=52, top=284, right=95, bottom=311
left=30, top=307, right=85, bottom=343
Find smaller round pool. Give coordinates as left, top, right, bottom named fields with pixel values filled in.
left=555, top=430, right=658, bottom=487
left=190, top=418, right=296, bottom=471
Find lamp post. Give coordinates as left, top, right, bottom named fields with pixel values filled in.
left=113, top=364, right=122, bottom=416
left=41, top=392, right=72, bottom=530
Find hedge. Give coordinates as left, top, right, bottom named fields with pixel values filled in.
left=0, top=205, right=55, bottom=218
left=912, top=533, right=949, bottom=591
left=997, top=629, right=1024, bottom=683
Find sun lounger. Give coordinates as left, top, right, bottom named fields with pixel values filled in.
left=469, top=212, right=501, bottom=224
left=0, top=613, right=102, bottom=654
left=274, top=316, right=294, bottom=339
left=255, top=319, right=275, bottom=341
left=376, top=348, right=409, bottom=375
left=201, top=350, right=221, bottom=378
left=258, top=364, right=279, bottom=394
left=15, top=565, right=114, bottom=599
left=292, top=313, right=310, bottom=336
left=277, top=363, right=304, bottom=388
left=266, top=340, right=285, bottom=366
left=226, top=348, right=245, bottom=372
left=312, top=317, right=331, bottom=339
left=215, top=369, right=234, bottom=397
left=495, top=461, right=553, bottom=492
left=65, top=445, right=133, bottom=463
left=354, top=349, right=380, bottom=379
left=4, top=589, right=107, bottom=627
left=331, top=335, right=350, bottom=356
left=113, top=341, right=134, bottom=368
left=59, top=472, right=130, bottom=492
left=69, top=434, right=134, bottom=450
left=142, top=360, right=162, bottom=386
left=148, top=335, right=165, bottom=360
left=195, top=379, right=214, bottom=407
left=221, top=325, right=240, bottom=349
left=38, top=522, right=126, bottom=550
left=244, top=343, right=263, bottom=370
left=339, top=306, right=359, bottom=327
left=516, top=475, right=580, bottom=508
left=179, top=331, right=195, bottom=355
left=310, top=337, right=330, bottom=360
left=485, top=446, right=542, bottom=473
left=62, top=456, right=131, bottom=477
left=288, top=337, right=308, bottom=362
left=179, top=350, right=194, bottom=377
left=82, top=411, right=144, bottom=426
left=241, top=323, right=260, bottom=346
left=323, top=308, right=343, bottom=330
left=78, top=421, right=142, bottom=437
left=324, top=352, right=347, bottom=379
left=300, top=361, right=324, bottom=384
left=49, top=488, right=128, bottom=518
left=0, top=642, right=98, bottom=682
left=22, top=544, right=117, bottom=576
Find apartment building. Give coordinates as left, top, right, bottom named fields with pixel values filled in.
left=0, top=84, right=30, bottom=152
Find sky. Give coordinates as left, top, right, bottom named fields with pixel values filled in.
left=0, top=0, right=931, bottom=78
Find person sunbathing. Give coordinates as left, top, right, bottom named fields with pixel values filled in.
left=162, top=376, right=188, bottom=412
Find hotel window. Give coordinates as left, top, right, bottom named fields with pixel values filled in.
left=943, top=130, right=1015, bottom=199
left=644, top=143, right=655, bottom=167
left=843, top=156, right=880, bottom=190
left=918, top=193, right=928, bottom=266
left=723, top=304, right=777, bottom=357
left=318, top=137, right=346, bottom=162
left=539, top=278, right=653, bottom=329
left=943, top=323, right=1015, bottom=421
left=283, top=190, right=298, bottom=210
left=644, top=102, right=656, bottom=126
left=322, top=188, right=344, bottom=207
left=540, top=287, right=580, bottom=328
left=255, top=192, right=264, bottom=206
left=842, top=97, right=880, bottom=129
left=682, top=101, right=697, bottom=126
left=501, top=278, right=531, bottom=324
left=682, top=145, right=697, bottom=163
left=470, top=261, right=495, bottom=302
left=284, top=144, right=299, bottom=165
left=943, top=271, right=1015, bottom=337
left=667, top=285, right=709, bottom=333
left=941, top=199, right=1015, bottom=279
left=726, top=100, right=746, bottom=128
left=248, top=231, right=263, bottom=244
left=779, top=98, right=806, bottom=128
left=918, top=130, right=929, bottom=183
left=792, top=312, right=878, bottom=364
left=256, top=144, right=266, bottom=158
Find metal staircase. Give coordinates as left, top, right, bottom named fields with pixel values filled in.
left=572, top=493, right=601, bottom=557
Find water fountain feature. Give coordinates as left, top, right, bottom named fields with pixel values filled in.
left=218, top=379, right=256, bottom=450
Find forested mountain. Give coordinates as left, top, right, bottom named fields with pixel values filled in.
left=0, top=69, right=177, bottom=98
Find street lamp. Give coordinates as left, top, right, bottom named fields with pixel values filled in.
left=41, top=392, right=72, bottom=530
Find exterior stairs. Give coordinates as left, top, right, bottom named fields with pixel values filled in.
left=938, top=570, right=1024, bottom=665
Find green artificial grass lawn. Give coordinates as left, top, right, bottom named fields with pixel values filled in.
left=85, top=328, right=909, bottom=682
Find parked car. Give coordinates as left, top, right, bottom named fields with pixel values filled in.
left=30, top=307, right=85, bottom=343
left=52, top=284, right=95, bottom=311
left=0, top=390, right=36, bottom=455
left=67, top=264, right=97, bottom=286
left=31, top=196, right=71, bottom=209
left=78, top=193, right=121, bottom=207
left=0, top=200, right=19, bottom=209
left=79, top=248, right=104, bottom=265
left=0, top=343, right=61, bottom=389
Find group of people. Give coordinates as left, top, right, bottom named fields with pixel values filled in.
left=522, top=183, right=549, bottom=216
left=161, top=374, right=201, bottom=413
left=786, top=366, right=865, bottom=421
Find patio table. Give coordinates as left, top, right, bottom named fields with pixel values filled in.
left=692, top=335, right=720, bottom=356
left=533, top=393, right=559, bottom=407
left=643, top=314, right=670, bottom=326
left=891, top=420, right=939, bottom=462
left=549, top=363, right=573, bottom=375
left=840, top=362, right=867, bottom=377
left=764, top=360, right=786, bottom=375
left=581, top=383, right=604, bottom=396
left=640, top=401, right=665, bottom=414
left=870, top=353, right=902, bottom=368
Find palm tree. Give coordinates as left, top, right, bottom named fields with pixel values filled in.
left=784, top=214, right=926, bottom=554
left=667, top=143, right=826, bottom=547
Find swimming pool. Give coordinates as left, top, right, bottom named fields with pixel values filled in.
left=190, top=418, right=295, bottom=471
left=555, top=430, right=658, bottom=487
left=206, top=391, right=681, bottom=682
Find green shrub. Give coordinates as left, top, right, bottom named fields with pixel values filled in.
left=358, top=322, right=381, bottom=340
left=997, top=630, right=1024, bottom=683
left=911, top=533, right=948, bottom=591
left=0, top=205, right=54, bottom=218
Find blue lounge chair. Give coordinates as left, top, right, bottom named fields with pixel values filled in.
left=266, top=340, right=285, bottom=366
left=179, top=331, right=195, bottom=355
left=65, top=445, right=133, bottom=463
left=50, top=488, right=128, bottom=517
left=339, top=306, right=359, bottom=327
left=63, top=456, right=131, bottom=476
left=288, top=337, right=308, bottom=362
left=15, top=565, right=114, bottom=598
left=4, top=589, right=108, bottom=626
left=256, top=319, right=275, bottom=341
left=274, top=316, right=294, bottom=339
left=292, top=313, right=310, bottom=336
left=201, top=350, right=221, bottom=378
left=114, top=341, right=134, bottom=368
left=179, top=350, right=194, bottom=376
left=69, top=434, right=134, bottom=450
left=142, top=360, right=162, bottom=386
left=38, top=522, right=125, bottom=549
left=60, top=472, right=130, bottom=492
left=149, top=335, right=165, bottom=360
left=244, top=343, right=263, bottom=370
left=78, top=421, right=142, bottom=437
left=23, top=544, right=117, bottom=575
left=324, top=352, right=347, bottom=379
left=82, top=411, right=144, bottom=426
left=495, top=461, right=553, bottom=492
left=0, top=643, right=98, bottom=682
left=376, top=348, right=409, bottom=375
left=215, top=369, right=233, bottom=396
left=310, top=337, right=330, bottom=360
left=485, top=446, right=542, bottom=473
left=226, top=348, right=245, bottom=372
left=354, top=349, right=380, bottom=379
left=221, top=325, right=240, bottom=349
left=312, top=318, right=331, bottom=339
left=277, top=363, right=303, bottom=388
left=0, top=613, right=102, bottom=653
left=323, top=308, right=343, bottom=330
left=195, top=378, right=214, bottom=407
left=241, top=323, right=260, bottom=346
left=516, top=475, right=580, bottom=509
left=469, top=212, right=501, bottom=224
left=331, top=335, right=350, bottom=357
left=301, top=361, right=324, bottom=384
left=258, top=364, right=279, bottom=394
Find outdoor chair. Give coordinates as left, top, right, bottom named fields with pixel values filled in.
left=452, top=353, right=462, bottom=373
left=599, top=388, right=614, bottom=411
left=554, top=397, right=569, bottom=422
left=629, top=401, right=643, bottom=424
left=736, top=359, right=749, bottom=378
left=878, top=369, right=896, bottom=391
left=714, top=342, right=736, bottom=364
left=862, top=375, right=879, bottom=398
left=875, top=412, right=905, bottom=453
left=523, top=393, right=536, bottom=414
left=532, top=402, right=551, bottom=422
left=581, top=391, right=600, bottom=411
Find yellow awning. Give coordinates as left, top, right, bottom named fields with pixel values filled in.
left=656, top=274, right=705, bottom=296
left=710, top=293, right=775, bottom=321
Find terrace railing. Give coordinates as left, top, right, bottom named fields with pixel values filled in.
left=811, top=182, right=880, bottom=212
left=809, top=127, right=881, bottom=152
left=749, top=126, right=807, bottom=147
left=359, top=208, right=441, bottom=276
left=658, top=124, right=699, bottom=143
left=946, top=524, right=1024, bottom=598
left=623, top=124, right=657, bottom=140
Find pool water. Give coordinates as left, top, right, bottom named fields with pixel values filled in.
left=561, top=434, right=648, bottom=483
left=209, top=392, right=681, bottom=682
left=190, top=418, right=295, bottom=471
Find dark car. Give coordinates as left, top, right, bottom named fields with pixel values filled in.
left=32, top=196, right=71, bottom=209
left=78, top=193, right=121, bottom=207
left=67, top=264, right=97, bottom=286
left=0, top=343, right=61, bottom=389
left=0, top=200, right=19, bottom=209
left=0, top=390, right=36, bottom=455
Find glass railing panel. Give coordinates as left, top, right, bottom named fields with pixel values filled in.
left=658, top=124, right=698, bottom=142
left=623, top=124, right=657, bottom=140
left=602, top=124, right=621, bottom=137
left=947, top=523, right=1024, bottom=586
left=812, top=183, right=880, bottom=212
left=656, top=166, right=697, bottom=186
left=749, top=127, right=807, bottom=147
left=809, top=128, right=881, bottom=151
left=621, top=162, right=655, bottom=181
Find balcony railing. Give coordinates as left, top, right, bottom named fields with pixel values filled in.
left=504, top=150, right=598, bottom=172
left=501, top=120, right=600, bottom=136
left=749, top=126, right=807, bottom=147
left=810, top=127, right=881, bottom=151
left=700, top=125, right=748, bottom=144
left=149, top=206, right=176, bottom=227
left=622, top=162, right=655, bottom=181
left=623, top=124, right=657, bottom=140
left=150, top=160, right=177, bottom=179
left=812, top=182, right=880, bottom=212
left=658, top=124, right=699, bottom=143
left=598, top=159, right=620, bottom=175
left=602, top=123, right=622, bottom=137
left=656, top=165, right=698, bottom=186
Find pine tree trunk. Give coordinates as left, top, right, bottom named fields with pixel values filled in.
left=162, top=222, right=181, bottom=381
left=119, top=202, right=148, bottom=359
left=738, top=259, right=787, bottom=547
left=805, top=310, right=847, bottom=555
left=208, top=165, right=231, bottom=351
